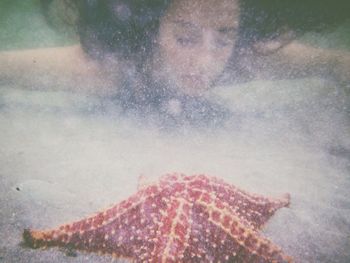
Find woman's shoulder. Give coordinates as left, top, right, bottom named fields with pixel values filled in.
left=1, top=45, right=92, bottom=72
left=0, top=44, right=124, bottom=97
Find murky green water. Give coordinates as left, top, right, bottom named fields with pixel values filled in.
left=0, top=0, right=76, bottom=50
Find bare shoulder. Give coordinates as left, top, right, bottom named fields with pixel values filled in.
left=0, top=45, right=122, bottom=96
left=0, top=45, right=94, bottom=75
left=279, top=41, right=350, bottom=84
left=250, top=39, right=350, bottom=84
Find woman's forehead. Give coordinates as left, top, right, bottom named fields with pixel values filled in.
left=164, top=0, right=240, bottom=30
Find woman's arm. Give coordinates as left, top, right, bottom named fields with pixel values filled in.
left=258, top=40, right=350, bottom=86
left=0, top=45, right=90, bottom=86
left=0, top=45, right=122, bottom=96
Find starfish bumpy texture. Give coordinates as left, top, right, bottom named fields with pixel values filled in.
left=23, top=173, right=292, bottom=262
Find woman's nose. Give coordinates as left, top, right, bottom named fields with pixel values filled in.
left=198, top=55, right=215, bottom=75
left=193, top=36, right=218, bottom=73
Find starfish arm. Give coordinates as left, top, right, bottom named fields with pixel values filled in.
left=23, top=184, right=161, bottom=259
left=186, top=174, right=290, bottom=230
left=194, top=196, right=293, bottom=263
left=139, top=196, right=192, bottom=263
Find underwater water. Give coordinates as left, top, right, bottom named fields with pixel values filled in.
left=1, top=80, right=349, bottom=263
left=0, top=1, right=350, bottom=262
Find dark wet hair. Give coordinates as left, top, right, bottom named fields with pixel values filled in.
left=238, top=0, right=350, bottom=45
left=74, top=0, right=349, bottom=60
left=76, top=0, right=171, bottom=60
left=41, top=0, right=349, bottom=59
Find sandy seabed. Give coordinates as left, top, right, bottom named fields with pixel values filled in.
left=0, top=78, right=349, bottom=262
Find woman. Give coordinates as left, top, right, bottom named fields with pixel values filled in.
left=1, top=0, right=349, bottom=126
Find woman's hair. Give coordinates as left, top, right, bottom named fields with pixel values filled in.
left=238, top=0, right=349, bottom=45
left=42, top=0, right=349, bottom=60
left=75, top=0, right=349, bottom=59
left=76, top=0, right=171, bottom=60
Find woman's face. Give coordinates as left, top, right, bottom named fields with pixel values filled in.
left=154, top=0, right=239, bottom=96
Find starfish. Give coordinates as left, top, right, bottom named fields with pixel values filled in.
left=23, top=173, right=293, bottom=262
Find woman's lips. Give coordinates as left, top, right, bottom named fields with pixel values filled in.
left=182, top=75, right=207, bottom=87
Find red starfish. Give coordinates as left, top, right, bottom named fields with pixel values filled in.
left=23, top=173, right=293, bottom=262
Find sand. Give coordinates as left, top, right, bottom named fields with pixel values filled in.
left=0, top=78, right=349, bottom=262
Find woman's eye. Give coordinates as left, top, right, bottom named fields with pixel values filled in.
left=176, top=37, right=197, bottom=46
